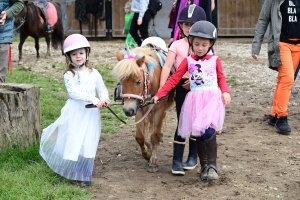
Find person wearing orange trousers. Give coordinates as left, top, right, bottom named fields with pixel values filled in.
left=252, top=0, right=300, bottom=135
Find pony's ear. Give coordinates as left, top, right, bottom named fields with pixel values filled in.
left=136, top=56, right=145, bottom=67
left=116, top=52, right=124, bottom=61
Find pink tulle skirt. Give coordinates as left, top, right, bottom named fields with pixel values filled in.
left=178, top=89, right=225, bottom=138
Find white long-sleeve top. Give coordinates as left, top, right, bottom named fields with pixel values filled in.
left=64, top=68, right=109, bottom=105
left=131, top=0, right=149, bottom=19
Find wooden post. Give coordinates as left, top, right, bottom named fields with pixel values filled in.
left=0, top=83, right=41, bottom=151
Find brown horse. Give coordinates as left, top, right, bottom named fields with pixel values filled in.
left=14, top=1, right=64, bottom=64
left=112, top=46, right=175, bottom=172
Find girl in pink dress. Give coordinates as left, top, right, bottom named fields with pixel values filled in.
left=154, top=21, right=231, bottom=180
left=160, top=4, right=207, bottom=176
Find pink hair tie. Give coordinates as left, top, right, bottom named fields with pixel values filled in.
left=124, top=53, right=136, bottom=59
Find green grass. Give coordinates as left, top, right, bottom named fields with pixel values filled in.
left=1, top=64, right=126, bottom=199
left=227, top=76, right=238, bottom=87
left=13, top=36, right=45, bottom=43
left=0, top=145, right=89, bottom=200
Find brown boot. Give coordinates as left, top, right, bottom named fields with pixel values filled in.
left=197, top=139, right=208, bottom=180
left=206, top=134, right=218, bottom=180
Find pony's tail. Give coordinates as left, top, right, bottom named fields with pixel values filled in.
left=166, top=88, right=176, bottom=111
left=51, top=2, right=64, bottom=51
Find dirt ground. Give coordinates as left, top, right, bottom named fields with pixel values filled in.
left=11, top=38, right=300, bottom=200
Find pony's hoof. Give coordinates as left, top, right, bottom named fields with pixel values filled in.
left=18, top=61, right=23, bottom=65
left=147, top=166, right=158, bottom=173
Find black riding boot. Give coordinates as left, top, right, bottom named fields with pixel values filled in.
left=206, top=134, right=218, bottom=180
left=40, top=7, right=53, bottom=33
left=172, top=142, right=185, bottom=175
left=197, top=139, right=208, bottom=180
left=183, top=138, right=198, bottom=170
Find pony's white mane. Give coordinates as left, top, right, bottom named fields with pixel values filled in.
left=111, top=47, right=158, bottom=81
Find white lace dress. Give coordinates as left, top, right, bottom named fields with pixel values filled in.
left=40, top=68, right=109, bottom=181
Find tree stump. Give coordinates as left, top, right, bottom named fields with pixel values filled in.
left=0, top=83, right=40, bottom=151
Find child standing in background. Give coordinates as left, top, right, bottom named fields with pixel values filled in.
left=39, top=34, right=110, bottom=188
left=154, top=21, right=231, bottom=180
left=123, top=1, right=137, bottom=49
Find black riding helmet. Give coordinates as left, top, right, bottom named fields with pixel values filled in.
left=177, top=4, right=206, bottom=38
left=189, top=20, right=217, bottom=41
left=189, top=21, right=217, bottom=58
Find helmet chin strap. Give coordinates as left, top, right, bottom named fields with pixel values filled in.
left=70, top=62, right=85, bottom=69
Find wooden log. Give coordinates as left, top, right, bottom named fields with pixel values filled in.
left=0, top=83, right=40, bottom=151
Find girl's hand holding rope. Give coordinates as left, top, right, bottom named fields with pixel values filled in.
left=95, top=99, right=111, bottom=108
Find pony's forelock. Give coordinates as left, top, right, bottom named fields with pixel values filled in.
left=112, top=47, right=158, bottom=81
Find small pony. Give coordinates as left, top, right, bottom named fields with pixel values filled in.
left=14, top=0, right=64, bottom=64
left=111, top=37, right=175, bottom=172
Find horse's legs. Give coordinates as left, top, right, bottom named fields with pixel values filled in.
left=18, top=35, right=28, bottom=65
left=135, top=113, right=151, bottom=161
left=45, top=35, right=51, bottom=58
left=34, top=37, right=40, bottom=60
left=148, top=109, right=166, bottom=173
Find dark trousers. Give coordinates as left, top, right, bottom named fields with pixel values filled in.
left=130, top=12, right=151, bottom=46
left=174, top=79, right=189, bottom=142
left=199, top=0, right=212, bottom=22
left=0, top=44, right=8, bottom=83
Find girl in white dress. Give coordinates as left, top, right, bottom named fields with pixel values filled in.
left=39, top=34, right=110, bottom=187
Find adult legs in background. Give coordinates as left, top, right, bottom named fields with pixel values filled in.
left=0, top=44, right=8, bottom=83
left=199, top=0, right=212, bottom=22
left=130, top=12, right=151, bottom=46
left=271, top=42, right=300, bottom=134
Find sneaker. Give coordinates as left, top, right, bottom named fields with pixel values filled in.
left=80, top=181, right=91, bottom=187
left=268, top=115, right=277, bottom=126
left=275, top=116, right=291, bottom=135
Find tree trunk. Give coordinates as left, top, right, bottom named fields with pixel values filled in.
left=0, top=83, right=40, bottom=151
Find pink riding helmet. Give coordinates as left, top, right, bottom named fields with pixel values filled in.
left=63, top=34, right=91, bottom=54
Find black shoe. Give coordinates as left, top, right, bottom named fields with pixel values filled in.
left=275, top=116, right=291, bottom=134
left=268, top=115, right=277, bottom=126
left=80, top=181, right=91, bottom=187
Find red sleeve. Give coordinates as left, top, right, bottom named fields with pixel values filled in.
left=216, top=57, right=230, bottom=93
left=156, top=58, right=189, bottom=98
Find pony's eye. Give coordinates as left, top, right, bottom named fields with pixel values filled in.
left=136, top=79, right=142, bottom=86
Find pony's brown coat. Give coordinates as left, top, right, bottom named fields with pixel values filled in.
left=112, top=47, right=175, bottom=172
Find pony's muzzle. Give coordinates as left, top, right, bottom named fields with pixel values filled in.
left=123, top=107, right=136, bottom=117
